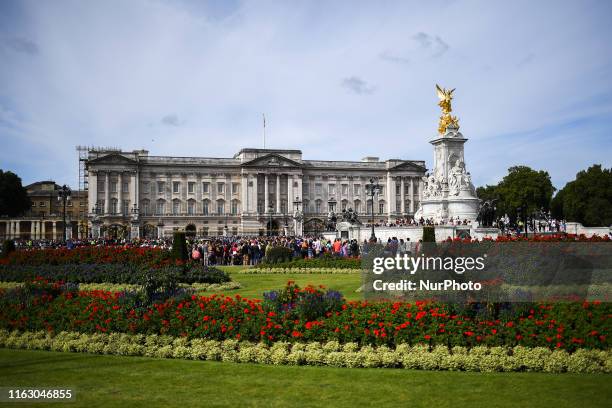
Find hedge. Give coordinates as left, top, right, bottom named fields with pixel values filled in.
left=0, top=281, right=241, bottom=293
left=1, top=330, right=610, bottom=373
left=0, top=263, right=230, bottom=285
left=256, top=255, right=361, bottom=270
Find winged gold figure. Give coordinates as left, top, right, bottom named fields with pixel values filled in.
left=435, top=84, right=459, bottom=135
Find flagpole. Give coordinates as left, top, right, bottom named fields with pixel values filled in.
left=263, top=113, right=266, bottom=149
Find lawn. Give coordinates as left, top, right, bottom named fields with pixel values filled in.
left=0, top=349, right=610, bottom=407
left=223, top=270, right=363, bottom=300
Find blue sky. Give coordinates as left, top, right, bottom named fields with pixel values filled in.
left=1, top=0, right=611, bottom=191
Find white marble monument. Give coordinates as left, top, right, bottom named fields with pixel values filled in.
left=415, top=86, right=479, bottom=224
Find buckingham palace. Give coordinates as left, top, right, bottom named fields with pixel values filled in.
left=85, top=147, right=426, bottom=238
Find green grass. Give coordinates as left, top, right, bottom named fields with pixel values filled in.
left=227, top=272, right=363, bottom=300
left=0, top=349, right=610, bottom=408
left=215, top=265, right=364, bottom=300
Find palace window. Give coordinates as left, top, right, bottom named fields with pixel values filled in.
left=111, top=182, right=117, bottom=193
left=188, top=182, right=195, bottom=194
left=157, top=182, right=165, bottom=194
left=173, top=182, right=180, bottom=194
left=231, top=200, right=239, bottom=214
left=315, top=200, right=322, bottom=213
left=156, top=200, right=165, bottom=215
left=379, top=202, right=385, bottom=214
left=217, top=200, right=225, bottom=214
left=232, top=183, right=239, bottom=194
left=328, top=184, right=336, bottom=195
left=354, top=200, right=361, bottom=213
left=110, top=199, right=118, bottom=214
left=354, top=185, right=361, bottom=196
left=341, top=200, right=348, bottom=211
left=202, top=182, right=210, bottom=193
left=142, top=200, right=150, bottom=216
left=187, top=200, right=195, bottom=215
left=203, top=200, right=210, bottom=215
left=280, top=199, right=287, bottom=214
left=39, top=201, right=45, bottom=207
left=217, top=183, right=225, bottom=194
left=122, top=182, right=129, bottom=193
left=315, top=183, right=322, bottom=195
left=341, top=184, right=348, bottom=196
left=142, top=181, right=149, bottom=194
left=122, top=201, right=129, bottom=215
left=172, top=200, right=180, bottom=215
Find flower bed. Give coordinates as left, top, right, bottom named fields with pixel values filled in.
left=0, top=281, right=241, bottom=293
left=255, top=256, right=361, bottom=270
left=0, top=247, right=175, bottom=267
left=0, top=281, right=608, bottom=351
left=1, top=330, right=609, bottom=373
left=0, top=263, right=230, bottom=285
left=238, top=268, right=360, bottom=274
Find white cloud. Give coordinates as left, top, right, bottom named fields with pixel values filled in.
left=0, top=0, right=611, bottom=190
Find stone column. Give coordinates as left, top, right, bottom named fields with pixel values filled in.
left=118, top=172, right=123, bottom=215
left=264, top=174, right=269, bottom=212
left=88, top=171, right=98, bottom=214
left=9, top=221, right=14, bottom=239
left=276, top=174, right=281, bottom=214
left=104, top=172, right=110, bottom=214
left=130, top=172, right=137, bottom=215
left=30, top=221, right=35, bottom=240
left=287, top=174, right=293, bottom=214
left=253, top=174, right=259, bottom=214
left=41, top=221, right=46, bottom=240
left=400, top=177, right=405, bottom=215
left=386, top=173, right=394, bottom=219
left=15, top=220, right=20, bottom=239
left=241, top=173, right=248, bottom=215
left=418, top=177, right=424, bottom=201
left=410, top=178, right=415, bottom=213
left=52, top=221, right=57, bottom=240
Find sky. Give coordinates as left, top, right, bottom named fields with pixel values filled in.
left=1, top=0, right=611, bottom=192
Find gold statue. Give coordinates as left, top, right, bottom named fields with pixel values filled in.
left=436, top=84, right=459, bottom=135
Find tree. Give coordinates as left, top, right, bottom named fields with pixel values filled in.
left=171, top=231, right=188, bottom=261
left=476, top=166, right=555, bottom=221
left=551, top=165, right=612, bottom=227
left=0, top=170, right=31, bottom=216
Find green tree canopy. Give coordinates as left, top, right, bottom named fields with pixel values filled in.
left=0, top=170, right=31, bottom=217
left=476, top=166, right=555, bottom=221
left=551, top=165, right=612, bottom=227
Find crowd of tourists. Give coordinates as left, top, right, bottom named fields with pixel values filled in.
left=365, top=216, right=472, bottom=227
left=188, top=236, right=362, bottom=266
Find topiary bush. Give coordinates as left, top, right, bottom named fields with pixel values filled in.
left=264, top=247, right=294, bottom=264
left=422, top=226, right=436, bottom=242
left=1, top=239, right=15, bottom=258
left=171, top=231, right=188, bottom=261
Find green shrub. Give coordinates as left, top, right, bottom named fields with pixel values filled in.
left=1, top=239, right=16, bottom=258
left=422, top=226, right=436, bottom=242
left=171, top=231, right=188, bottom=261
left=264, top=247, right=293, bottom=264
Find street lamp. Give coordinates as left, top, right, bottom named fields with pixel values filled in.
left=57, top=185, right=71, bottom=242
left=365, top=178, right=382, bottom=241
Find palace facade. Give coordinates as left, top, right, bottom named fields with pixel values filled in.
left=85, top=148, right=426, bottom=238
